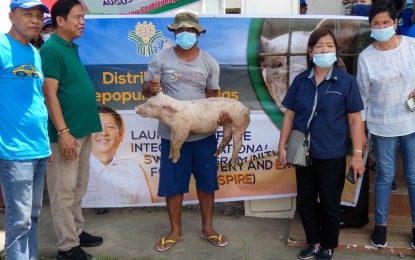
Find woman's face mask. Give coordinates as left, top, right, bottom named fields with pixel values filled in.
left=175, top=31, right=197, bottom=50
left=351, top=4, right=371, bottom=16
left=312, top=52, right=337, bottom=68
left=370, top=25, right=396, bottom=42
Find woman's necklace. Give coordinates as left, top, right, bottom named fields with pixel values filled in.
left=376, top=35, right=403, bottom=79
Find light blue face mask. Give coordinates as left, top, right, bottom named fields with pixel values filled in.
left=370, top=26, right=396, bottom=42
left=175, top=31, right=197, bottom=50
left=312, top=52, right=337, bottom=68
left=42, top=33, right=51, bottom=42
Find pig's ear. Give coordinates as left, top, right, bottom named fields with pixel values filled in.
left=161, top=105, right=177, bottom=117
left=260, top=36, right=270, bottom=52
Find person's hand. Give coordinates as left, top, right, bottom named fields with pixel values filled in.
left=149, top=77, right=162, bottom=94
left=48, top=154, right=54, bottom=165
left=408, top=90, right=415, bottom=99
left=58, top=132, right=80, bottom=161
left=349, top=154, right=365, bottom=182
left=217, top=111, right=232, bottom=126
left=277, top=148, right=287, bottom=166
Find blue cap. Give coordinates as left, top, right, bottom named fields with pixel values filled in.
left=43, top=17, right=52, bottom=28
left=300, top=0, right=307, bottom=6
left=10, top=0, right=50, bottom=14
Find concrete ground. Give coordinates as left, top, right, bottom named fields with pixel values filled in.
left=0, top=202, right=409, bottom=259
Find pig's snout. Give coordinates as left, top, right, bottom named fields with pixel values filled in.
left=135, top=105, right=145, bottom=115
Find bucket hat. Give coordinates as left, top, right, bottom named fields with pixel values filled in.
left=167, top=12, right=206, bottom=34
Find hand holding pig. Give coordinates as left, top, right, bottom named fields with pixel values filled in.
left=143, top=77, right=163, bottom=97
left=149, top=77, right=162, bottom=94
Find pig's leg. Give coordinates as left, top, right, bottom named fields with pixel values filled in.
left=169, top=131, right=188, bottom=163
left=229, top=116, right=250, bottom=165
left=229, top=132, right=243, bottom=165
left=214, top=125, right=232, bottom=157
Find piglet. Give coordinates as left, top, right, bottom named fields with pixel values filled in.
left=135, top=92, right=250, bottom=165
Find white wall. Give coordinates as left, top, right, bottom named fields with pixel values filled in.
left=307, top=0, right=343, bottom=15
left=1, top=1, right=11, bottom=33
left=241, top=0, right=297, bottom=14
left=194, top=0, right=297, bottom=14
left=226, top=0, right=240, bottom=8
left=177, top=0, right=343, bottom=15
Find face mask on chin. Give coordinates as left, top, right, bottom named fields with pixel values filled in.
left=312, top=52, right=337, bottom=68
left=175, top=31, right=197, bottom=50
left=370, top=25, right=396, bottom=42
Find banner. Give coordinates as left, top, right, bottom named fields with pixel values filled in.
left=78, top=15, right=371, bottom=207
left=41, top=0, right=201, bottom=14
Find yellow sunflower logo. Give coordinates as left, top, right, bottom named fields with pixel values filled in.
left=128, top=21, right=174, bottom=57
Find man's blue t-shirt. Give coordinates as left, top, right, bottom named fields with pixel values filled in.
left=0, top=34, right=51, bottom=160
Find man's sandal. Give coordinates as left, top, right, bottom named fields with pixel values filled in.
left=200, top=234, right=228, bottom=247
left=155, top=237, right=182, bottom=252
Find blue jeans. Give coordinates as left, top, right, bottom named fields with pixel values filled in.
left=0, top=158, right=48, bottom=260
left=373, top=132, right=415, bottom=225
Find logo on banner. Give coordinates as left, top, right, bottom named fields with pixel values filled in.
left=128, top=21, right=174, bottom=57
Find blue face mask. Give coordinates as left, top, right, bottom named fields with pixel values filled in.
left=312, top=52, right=337, bottom=68
left=351, top=4, right=371, bottom=16
left=175, top=32, right=197, bottom=50
left=370, top=26, right=396, bottom=42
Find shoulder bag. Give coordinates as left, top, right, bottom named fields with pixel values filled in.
left=285, top=82, right=332, bottom=167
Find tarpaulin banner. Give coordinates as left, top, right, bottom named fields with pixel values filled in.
left=42, top=0, right=202, bottom=14
left=77, top=15, right=370, bottom=207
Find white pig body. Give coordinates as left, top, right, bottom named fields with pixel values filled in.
left=135, top=92, right=250, bottom=165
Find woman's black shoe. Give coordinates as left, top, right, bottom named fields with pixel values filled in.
left=298, top=245, right=319, bottom=259
left=316, top=248, right=334, bottom=260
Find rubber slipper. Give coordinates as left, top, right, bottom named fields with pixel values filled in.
left=200, top=233, right=228, bottom=247
left=155, top=237, right=182, bottom=252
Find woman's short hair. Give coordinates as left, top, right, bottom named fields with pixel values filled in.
left=368, top=0, right=397, bottom=24
left=306, top=27, right=339, bottom=68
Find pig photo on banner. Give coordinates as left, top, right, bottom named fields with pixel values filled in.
left=78, top=15, right=371, bottom=208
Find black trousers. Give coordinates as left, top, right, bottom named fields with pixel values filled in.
left=296, top=156, right=346, bottom=249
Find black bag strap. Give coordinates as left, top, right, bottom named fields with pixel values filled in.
left=305, top=81, right=333, bottom=139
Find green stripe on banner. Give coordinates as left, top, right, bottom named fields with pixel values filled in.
left=247, top=18, right=284, bottom=129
